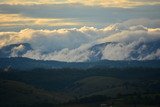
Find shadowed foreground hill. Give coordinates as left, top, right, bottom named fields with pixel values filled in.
left=0, top=79, right=57, bottom=107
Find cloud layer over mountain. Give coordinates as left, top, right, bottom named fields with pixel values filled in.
left=0, top=19, right=160, bottom=62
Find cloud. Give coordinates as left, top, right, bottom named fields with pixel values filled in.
left=99, top=24, right=160, bottom=61
left=101, top=42, right=135, bottom=60
left=0, top=19, right=160, bottom=61
left=0, top=0, right=68, bottom=5
left=0, top=27, right=105, bottom=51
left=98, top=24, right=160, bottom=43
left=143, top=49, right=160, bottom=60
left=10, top=44, right=25, bottom=57
left=69, top=0, right=160, bottom=8
left=1, top=4, right=160, bottom=31
left=0, top=14, right=81, bottom=27
left=23, top=44, right=91, bottom=62
left=101, top=39, right=160, bottom=60
left=1, top=0, right=160, bottom=7
left=122, top=18, right=160, bottom=28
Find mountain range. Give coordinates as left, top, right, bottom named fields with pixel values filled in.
left=0, top=42, right=160, bottom=70
left=0, top=40, right=160, bottom=61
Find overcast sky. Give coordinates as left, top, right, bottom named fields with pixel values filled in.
left=0, top=0, right=160, bottom=31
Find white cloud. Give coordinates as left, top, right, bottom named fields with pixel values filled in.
left=10, top=44, right=25, bottom=57
left=98, top=25, right=160, bottom=43
left=23, top=44, right=91, bottom=62
left=101, top=38, right=160, bottom=61
left=101, top=42, right=135, bottom=60
left=0, top=27, right=100, bottom=52
left=0, top=19, right=160, bottom=62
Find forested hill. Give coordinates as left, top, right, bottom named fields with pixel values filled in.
left=0, top=57, right=160, bottom=70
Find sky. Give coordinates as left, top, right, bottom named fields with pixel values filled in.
left=0, top=0, right=160, bottom=31
left=0, top=0, right=160, bottom=61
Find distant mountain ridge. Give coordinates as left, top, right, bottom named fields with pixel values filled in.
left=0, top=57, right=160, bottom=70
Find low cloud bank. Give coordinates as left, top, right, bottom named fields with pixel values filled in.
left=0, top=19, right=160, bottom=62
